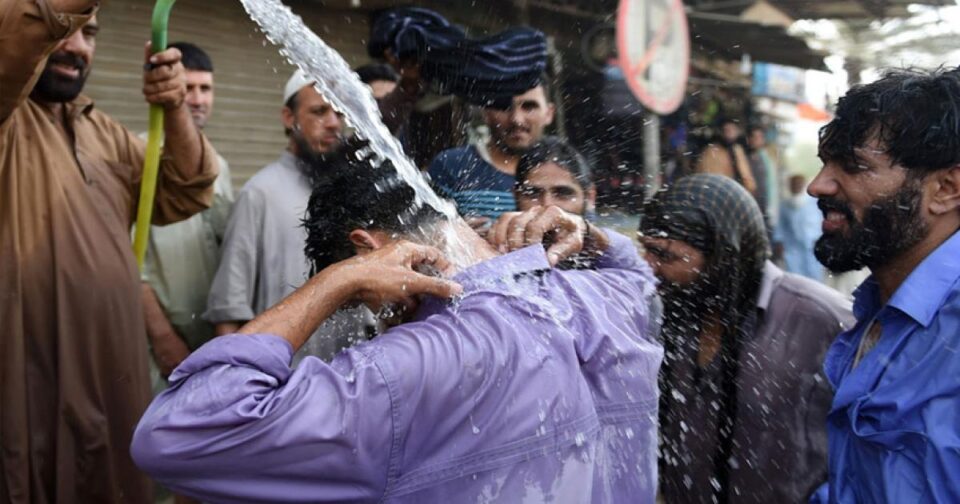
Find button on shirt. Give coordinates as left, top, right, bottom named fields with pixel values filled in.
left=813, top=231, right=960, bottom=503
left=132, top=233, right=662, bottom=503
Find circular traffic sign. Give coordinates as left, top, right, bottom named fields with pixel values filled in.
left=617, top=0, right=690, bottom=115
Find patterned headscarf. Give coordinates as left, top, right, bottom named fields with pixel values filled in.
left=640, top=174, right=770, bottom=503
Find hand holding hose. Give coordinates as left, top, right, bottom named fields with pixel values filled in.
left=142, top=43, right=186, bottom=111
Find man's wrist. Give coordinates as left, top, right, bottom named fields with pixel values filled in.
left=583, top=222, right=610, bottom=255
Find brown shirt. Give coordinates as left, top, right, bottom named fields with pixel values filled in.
left=0, top=1, right=217, bottom=502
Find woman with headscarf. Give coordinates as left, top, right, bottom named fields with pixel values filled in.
left=639, top=174, right=853, bottom=504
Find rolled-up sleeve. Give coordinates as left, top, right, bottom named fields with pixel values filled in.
left=131, top=334, right=394, bottom=503
left=116, top=124, right=219, bottom=226
left=0, top=0, right=95, bottom=124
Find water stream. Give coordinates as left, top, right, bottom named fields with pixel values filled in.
left=239, top=0, right=457, bottom=221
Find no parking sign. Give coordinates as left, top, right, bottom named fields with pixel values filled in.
left=617, top=0, right=690, bottom=115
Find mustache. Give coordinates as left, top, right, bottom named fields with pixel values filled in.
left=47, top=51, right=87, bottom=73
left=817, top=197, right=854, bottom=220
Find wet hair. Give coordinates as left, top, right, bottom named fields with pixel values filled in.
left=355, top=63, right=400, bottom=84
left=820, top=67, right=960, bottom=174
left=302, top=139, right=445, bottom=272
left=515, top=136, right=592, bottom=189
left=168, top=42, right=213, bottom=73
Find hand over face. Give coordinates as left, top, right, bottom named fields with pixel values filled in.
left=341, top=241, right=462, bottom=314
left=143, top=43, right=187, bottom=110
left=487, top=206, right=587, bottom=266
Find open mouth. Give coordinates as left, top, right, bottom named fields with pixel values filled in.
left=50, top=62, right=81, bottom=79
left=822, top=210, right=848, bottom=233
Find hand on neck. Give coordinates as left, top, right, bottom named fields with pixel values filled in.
left=435, top=218, right=499, bottom=273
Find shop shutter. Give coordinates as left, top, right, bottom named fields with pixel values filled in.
left=86, top=0, right=371, bottom=188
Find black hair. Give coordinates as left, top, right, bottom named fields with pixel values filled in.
left=820, top=67, right=960, bottom=174
left=355, top=63, right=400, bottom=84
left=535, top=74, right=553, bottom=103
left=168, top=42, right=213, bottom=72
left=303, top=139, right=445, bottom=272
left=515, top=136, right=592, bottom=189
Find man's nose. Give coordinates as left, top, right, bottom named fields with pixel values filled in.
left=185, top=89, right=202, bottom=106
left=807, top=164, right=838, bottom=198
left=60, top=30, right=91, bottom=61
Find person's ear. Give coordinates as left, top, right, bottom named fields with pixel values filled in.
left=544, top=102, right=556, bottom=126
left=928, top=166, right=960, bottom=216
left=349, top=229, right=384, bottom=255
left=281, top=105, right=296, bottom=132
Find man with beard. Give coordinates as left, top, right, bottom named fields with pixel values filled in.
left=427, top=82, right=555, bottom=229
left=131, top=139, right=662, bottom=503
left=512, top=137, right=596, bottom=217
left=205, top=70, right=373, bottom=361
left=0, top=1, right=218, bottom=502
left=807, top=68, right=960, bottom=503
left=696, top=118, right=758, bottom=197
left=638, top=174, right=853, bottom=504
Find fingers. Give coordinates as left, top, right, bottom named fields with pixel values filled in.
left=506, top=210, right=540, bottom=252
left=145, top=44, right=183, bottom=67
left=488, top=212, right=520, bottom=251
left=398, top=242, right=452, bottom=273
left=143, top=45, right=186, bottom=109
left=403, top=273, right=463, bottom=299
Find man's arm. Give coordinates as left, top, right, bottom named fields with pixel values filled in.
left=141, top=283, right=190, bottom=377
left=204, top=188, right=262, bottom=331
left=0, top=0, right=96, bottom=124
left=131, top=242, right=459, bottom=502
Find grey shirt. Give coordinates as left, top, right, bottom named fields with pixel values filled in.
left=660, top=262, right=855, bottom=504
left=205, top=151, right=372, bottom=361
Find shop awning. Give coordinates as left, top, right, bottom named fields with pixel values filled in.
left=688, top=11, right=829, bottom=71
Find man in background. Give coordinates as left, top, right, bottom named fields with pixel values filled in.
left=141, top=41, right=235, bottom=379
left=513, top=137, right=596, bottom=217
left=428, top=82, right=555, bottom=228
left=696, top=118, right=757, bottom=197
left=205, top=70, right=372, bottom=361
left=773, top=174, right=823, bottom=281
left=356, top=62, right=399, bottom=99
left=640, top=174, right=851, bottom=504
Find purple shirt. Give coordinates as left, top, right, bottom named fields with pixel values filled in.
left=131, top=233, right=662, bottom=503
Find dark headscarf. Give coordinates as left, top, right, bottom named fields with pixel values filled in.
left=640, top=174, right=769, bottom=504
left=368, top=7, right=547, bottom=109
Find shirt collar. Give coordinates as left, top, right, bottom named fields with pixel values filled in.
left=453, top=245, right=551, bottom=294
left=756, top=260, right=783, bottom=312
left=885, top=230, right=960, bottom=327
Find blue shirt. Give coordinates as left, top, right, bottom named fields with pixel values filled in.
left=132, top=233, right=663, bottom=503
left=427, top=145, right=516, bottom=220
left=814, top=231, right=960, bottom=503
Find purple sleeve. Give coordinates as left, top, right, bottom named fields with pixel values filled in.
left=594, top=228, right=646, bottom=272
left=131, top=334, right=394, bottom=503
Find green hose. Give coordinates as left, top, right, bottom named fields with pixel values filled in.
left=132, top=0, right=177, bottom=270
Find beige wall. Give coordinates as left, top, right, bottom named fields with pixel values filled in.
left=86, top=0, right=372, bottom=187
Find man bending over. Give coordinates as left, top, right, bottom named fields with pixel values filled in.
left=131, top=141, right=662, bottom=503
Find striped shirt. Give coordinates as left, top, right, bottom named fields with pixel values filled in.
left=427, top=144, right=515, bottom=220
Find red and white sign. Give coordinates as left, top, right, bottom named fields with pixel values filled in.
left=617, top=0, right=690, bottom=115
